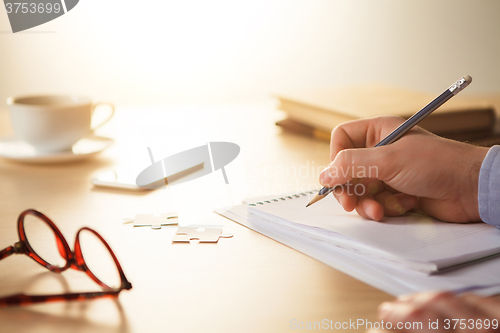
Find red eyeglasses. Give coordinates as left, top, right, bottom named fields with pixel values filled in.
left=0, top=209, right=132, bottom=307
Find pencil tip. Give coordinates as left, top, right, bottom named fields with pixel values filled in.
left=306, top=194, right=323, bottom=208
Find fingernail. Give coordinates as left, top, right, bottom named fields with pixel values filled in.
left=366, top=206, right=378, bottom=220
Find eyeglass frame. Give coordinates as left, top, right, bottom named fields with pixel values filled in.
left=0, top=209, right=132, bottom=307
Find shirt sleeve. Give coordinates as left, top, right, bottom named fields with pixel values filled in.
left=478, top=145, right=500, bottom=227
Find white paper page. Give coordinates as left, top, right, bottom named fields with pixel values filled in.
left=217, top=204, right=500, bottom=297
left=217, top=204, right=411, bottom=296
left=247, top=192, right=500, bottom=265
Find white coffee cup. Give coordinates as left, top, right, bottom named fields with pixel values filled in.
left=7, top=94, right=114, bottom=153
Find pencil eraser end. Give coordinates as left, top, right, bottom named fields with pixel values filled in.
left=464, top=75, right=472, bottom=84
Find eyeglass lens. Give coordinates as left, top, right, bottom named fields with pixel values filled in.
left=23, top=213, right=122, bottom=290
left=78, top=229, right=122, bottom=289
left=23, top=214, right=67, bottom=268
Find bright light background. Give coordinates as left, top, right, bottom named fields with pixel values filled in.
left=0, top=0, right=499, bottom=107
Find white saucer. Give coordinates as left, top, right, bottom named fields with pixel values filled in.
left=0, top=135, right=114, bottom=164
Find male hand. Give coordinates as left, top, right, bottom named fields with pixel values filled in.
left=319, top=116, right=489, bottom=222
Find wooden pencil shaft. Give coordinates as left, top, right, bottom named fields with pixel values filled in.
left=375, top=90, right=453, bottom=147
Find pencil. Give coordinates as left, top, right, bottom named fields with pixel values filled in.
left=306, top=75, right=473, bottom=208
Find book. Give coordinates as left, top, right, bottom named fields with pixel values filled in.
left=276, top=117, right=500, bottom=147
left=276, top=85, right=496, bottom=135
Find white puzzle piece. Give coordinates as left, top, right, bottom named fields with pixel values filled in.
left=123, top=213, right=179, bottom=230
left=172, top=227, right=233, bottom=243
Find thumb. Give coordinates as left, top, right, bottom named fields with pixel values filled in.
left=320, top=147, right=389, bottom=186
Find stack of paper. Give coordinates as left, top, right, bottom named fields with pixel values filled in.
left=217, top=191, right=500, bottom=296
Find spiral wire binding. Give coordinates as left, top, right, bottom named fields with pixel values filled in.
left=248, top=190, right=319, bottom=206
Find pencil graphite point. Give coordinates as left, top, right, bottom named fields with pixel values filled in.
left=306, top=194, right=323, bottom=207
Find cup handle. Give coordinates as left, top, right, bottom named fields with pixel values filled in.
left=91, top=102, right=115, bottom=131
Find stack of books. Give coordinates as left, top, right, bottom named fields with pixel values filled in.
left=275, top=85, right=500, bottom=146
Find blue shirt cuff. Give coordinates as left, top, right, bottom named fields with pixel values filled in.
left=478, top=145, right=500, bottom=226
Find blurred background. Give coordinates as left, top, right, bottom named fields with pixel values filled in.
left=0, top=0, right=499, bottom=108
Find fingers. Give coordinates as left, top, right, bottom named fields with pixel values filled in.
left=320, top=147, right=390, bottom=187
left=355, top=192, right=416, bottom=221
left=378, top=291, right=500, bottom=333
left=332, top=184, right=357, bottom=212
left=375, top=192, right=418, bottom=217
left=330, top=116, right=406, bottom=161
left=331, top=179, right=417, bottom=221
left=355, top=196, right=384, bottom=221
left=378, top=292, right=450, bottom=333
left=330, top=119, right=370, bottom=161
left=325, top=117, right=421, bottom=221
left=457, top=293, right=500, bottom=321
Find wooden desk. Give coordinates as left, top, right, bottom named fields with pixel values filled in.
left=0, top=103, right=395, bottom=333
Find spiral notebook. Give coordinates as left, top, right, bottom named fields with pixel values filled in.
left=220, top=190, right=500, bottom=274
left=217, top=190, right=500, bottom=295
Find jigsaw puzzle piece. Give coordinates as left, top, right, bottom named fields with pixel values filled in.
left=172, top=227, right=233, bottom=243
left=131, top=213, right=178, bottom=229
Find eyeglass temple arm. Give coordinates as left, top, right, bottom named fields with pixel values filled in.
left=0, top=242, right=27, bottom=261
left=0, top=290, right=122, bottom=307
left=0, top=246, right=15, bottom=260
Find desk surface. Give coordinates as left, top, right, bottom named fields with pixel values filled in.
left=3, top=99, right=495, bottom=333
